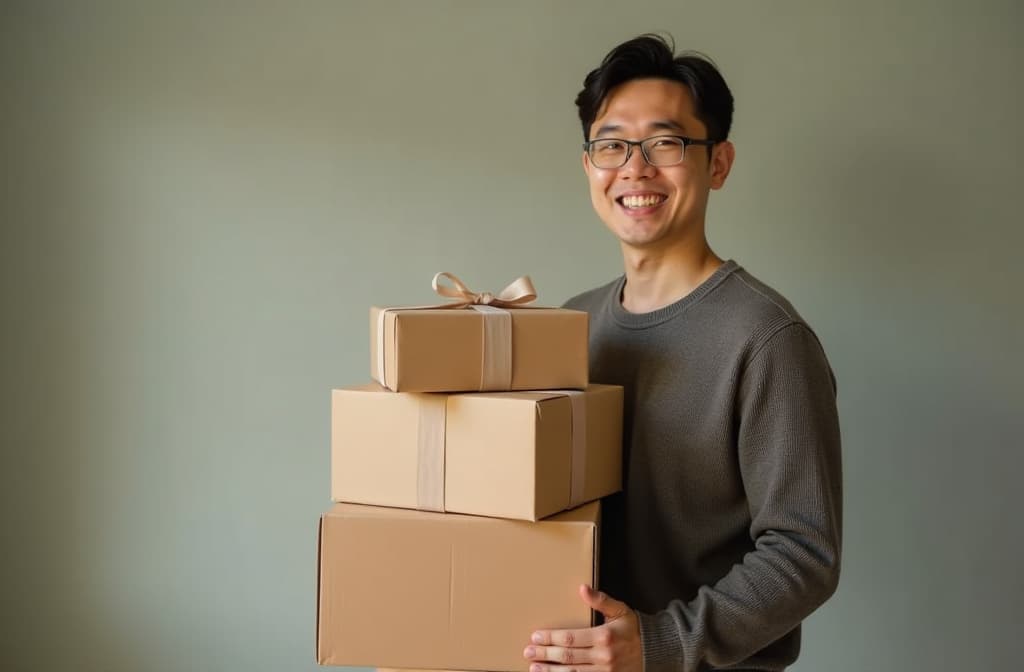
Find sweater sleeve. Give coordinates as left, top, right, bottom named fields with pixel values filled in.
left=637, top=322, right=843, bottom=672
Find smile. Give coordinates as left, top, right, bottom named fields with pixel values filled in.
left=617, top=194, right=667, bottom=210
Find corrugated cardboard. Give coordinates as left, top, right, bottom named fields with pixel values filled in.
left=370, top=307, right=588, bottom=392
left=331, top=383, right=623, bottom=521
left=316, top=502, right=600, bottom=671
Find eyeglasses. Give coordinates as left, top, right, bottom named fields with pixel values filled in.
left=583, top=134, right=718, bottom=169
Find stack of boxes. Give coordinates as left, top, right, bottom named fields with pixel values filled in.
left=316, top=275, right=624, bottom=672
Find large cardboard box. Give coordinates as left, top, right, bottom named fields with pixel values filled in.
left=332, top=383, right=623, bottom=521
left=316, top=501, right=600, bottom=671
left=370, top=306, right=588, bottom=392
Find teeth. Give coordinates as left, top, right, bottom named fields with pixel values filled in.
left=621, top=194, right=663, bottom=209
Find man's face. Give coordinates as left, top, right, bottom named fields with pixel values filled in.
left=583, top=78, right=732, bottom=251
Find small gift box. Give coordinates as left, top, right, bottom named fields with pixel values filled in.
left=370, top=273, right=589, bottom=393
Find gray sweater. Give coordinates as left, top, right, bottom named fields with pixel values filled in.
left=564, top=260, right=842, bottom=672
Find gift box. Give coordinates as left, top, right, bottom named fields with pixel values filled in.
left=331, top=383, right=623, bottom=521
left=370, top=273, right=588, bottom=392
left=316, top=501, right=599, bottom=671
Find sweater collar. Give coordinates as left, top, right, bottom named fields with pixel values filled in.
left=607, top=260, right=740, bottom=329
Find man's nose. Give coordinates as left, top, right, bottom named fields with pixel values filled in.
left=620, top=146, right=656, bottom=178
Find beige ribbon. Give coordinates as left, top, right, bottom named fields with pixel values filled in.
left=430, top=272, right=537, bottom=309
left=549, top=390, right=588, bottom=508
left=470, top=305, right=512, bottom=390
left=375, top=272, right=538, bottom=390
left=416, top=394, right=447, bottom=511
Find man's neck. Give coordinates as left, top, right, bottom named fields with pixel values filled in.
left=620, top=241, right=724, bottom=314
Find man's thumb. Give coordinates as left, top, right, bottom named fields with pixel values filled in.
left=579, top=584, right=628, bottom=619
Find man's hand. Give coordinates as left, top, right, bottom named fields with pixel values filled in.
left=523, top=584, right=642, bottom=672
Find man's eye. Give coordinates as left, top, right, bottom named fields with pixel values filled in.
left=598, top=142, right=624, bottom=152
left=652, top=138, right=681, bottom=148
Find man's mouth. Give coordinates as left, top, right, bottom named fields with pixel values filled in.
left=617, top=194, right=667, bottom=210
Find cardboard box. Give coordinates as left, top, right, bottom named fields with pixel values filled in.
left=331, top=384, right=623, bottom=521
left=316, top=501, right=600, bottom=671
left=370, top=306, right=588, bottom=392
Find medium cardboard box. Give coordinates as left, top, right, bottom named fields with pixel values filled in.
left=316, top=501, right=600, bottom=671
left=370, top=306, right=588, bottom=392
left=331, top=383, right=623, bottom=521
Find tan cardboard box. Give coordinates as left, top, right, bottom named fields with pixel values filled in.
left=370, top=307, right=588, bottom=392
left=316, top=501, right=600, bottom=671
left=332, top=383, right=623, bottom=521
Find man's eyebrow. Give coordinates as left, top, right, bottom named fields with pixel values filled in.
left=592, top=119, right=686, bottom=138
left=592, top=123, right=622, bottom=138
left=649, top=119, right=685, bottom=132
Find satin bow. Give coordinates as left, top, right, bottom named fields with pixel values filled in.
left=431, top=272, right=537, bottom=308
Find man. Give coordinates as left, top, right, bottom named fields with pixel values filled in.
left=523, top=35, right=842, bottom=672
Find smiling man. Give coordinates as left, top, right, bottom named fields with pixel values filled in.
left=523, top=35, right=843, bottom=672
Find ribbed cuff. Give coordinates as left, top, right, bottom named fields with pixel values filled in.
left=637, top=610, right=683, bottom=672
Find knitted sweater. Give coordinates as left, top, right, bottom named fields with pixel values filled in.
left=563, top=260, right=842, bottom=672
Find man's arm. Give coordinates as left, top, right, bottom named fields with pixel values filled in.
left=639, top=321, right=843, bottom=672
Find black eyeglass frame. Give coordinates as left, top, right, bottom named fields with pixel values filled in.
left=582, top=134, right=719, bottom=168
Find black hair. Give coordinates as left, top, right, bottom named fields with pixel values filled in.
left=575, top=34, right=734, bottom=143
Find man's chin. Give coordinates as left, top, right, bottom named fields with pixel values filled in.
left=613, top=224, right=667, bottom=249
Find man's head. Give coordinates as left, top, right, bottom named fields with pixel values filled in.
left=576, top=35, right=736, bottom=252
left=575, top=34, right=734, bottom=145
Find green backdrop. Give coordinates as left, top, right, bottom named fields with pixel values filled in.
left=3, top=1, right=1020, bottom=670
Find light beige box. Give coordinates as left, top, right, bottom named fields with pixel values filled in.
left=316, top=502, right=600, bottom=671
left=331, top=383, right=623, bottom=521
left=370, top=306, right=588, bottom=392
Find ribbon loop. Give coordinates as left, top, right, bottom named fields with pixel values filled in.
left=493, top=275, right=538, bottom=306
left=432, top=272, right=476, bottom=305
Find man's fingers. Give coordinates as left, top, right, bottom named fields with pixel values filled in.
left=528, top=665, right=608, bottom=672
left=529, top=627, right=600, bottom=648
left=524, top=644, right=596, bottom=664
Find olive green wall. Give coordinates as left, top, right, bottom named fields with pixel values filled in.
left=2, top=1, right=1020, bottom=670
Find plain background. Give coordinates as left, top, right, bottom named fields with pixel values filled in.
left=2, top=1, right=1021, bottom=670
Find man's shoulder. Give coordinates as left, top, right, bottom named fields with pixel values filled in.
left=716, top=265, right=835, bottom=384
left=561, top=276, right=623, bottom=312
left=716, top=266, right=806, bottom=324
left=706, top=264, right=820, bottom=350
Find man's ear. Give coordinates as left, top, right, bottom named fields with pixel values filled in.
left=710, top=141, right=735, bottom=190
left=582, top=150, right=592, bottom=177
